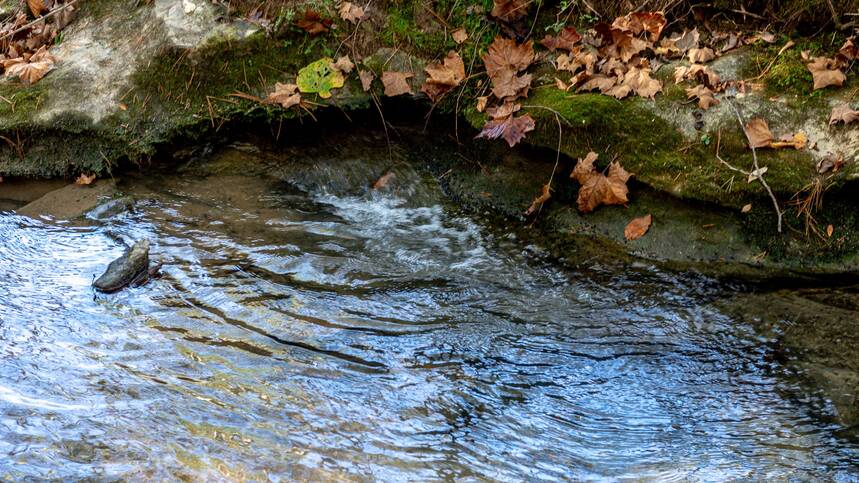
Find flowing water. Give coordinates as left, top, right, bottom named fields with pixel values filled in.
left=1, top=148, right=858, bottom=480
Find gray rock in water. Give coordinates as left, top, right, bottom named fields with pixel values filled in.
left=93, top=240, right=150, bottom=293
left=86, top=196, right=135, bottom=221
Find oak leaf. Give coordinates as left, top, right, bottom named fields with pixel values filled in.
left=829, top=103, right=859, bottom=125
left=807, top=57, right=846, bottom=90
left=624, top=214, right=652, bottom=240
left=524, top=183, right=552, bottom=215
left=452, top=28, right=468, bottom=44
left=338, top=1, right=364, bottom=23
left=540, top=27, right=581, bottom=52
left=491, top=0, right=530, bottom=22
left=264, top=82, right=301, bottom=108
left=381, top=71, right=413, bottom=96
left=421, top=51, right=465, bottom=101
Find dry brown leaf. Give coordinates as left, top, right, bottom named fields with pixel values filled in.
left=452, top=28, right=468, bottom=44
left=338, top=1, right=364, bottom=23
left=597, top=26, right=647, bottom=63
left=747, top=166, right=768, bottom=183
left=540, top=27, right=581, bottom=52
left=624, top=214, right=652, bottom=240
left=525, top=183, right=552, bottom=215
left=612, top=12, right=666, bottom=41
left=829, top=103, right=859, bottom=126
left=685, top=84, right=719, bottom=110
left=358, top=69, right=374, bottom=91
left=381, top=71, right=413, bottom=96
left=674, top=64, right=720, bottom=87
left=491, top=0, right=530, bottom=22
left=4, top=46, right=55, bottom=84
left=75, top=173, right=96, bottom=185
left=807, top=57, right=846, bottom=90
left=744, top=118, right=773, bottom=149
left=577, top=75, right=618, bottom=94
left=482, top=37, right=535, bottom=99
left=621, top=66, right=662, bottom=99
left=838, top=38, right=857, bottom=62
left=476, top=113, right=535, bottom=147
left=476, top=96, right=488, bottom=112
left=555, top=77, right=570, bottom=91
left=372, top=171, right=395, bottom=189
left=827, top=224, right=834, bottom=237
left=571, top=153, right=632, bottom=213
left=817, top=152, right=844, bottom=174
left=421, top=51, right=465, bottom=101
left=27, top=0, right=47, bottom=17
left=264, top=82, right=301, bottom=109
left=332, top=55, right=354, bottom=74
left=557, top=48, right=598, bottom=75
left=741, top=203, right=752, bottom=213
left=295, top=9, right=331, bottom=35
left=688, top=47, right=715, bottom=64
left=770, top=131, right=807, bottom=150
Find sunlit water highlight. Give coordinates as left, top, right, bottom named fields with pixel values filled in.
left=1, top=171, right=857, bottom=480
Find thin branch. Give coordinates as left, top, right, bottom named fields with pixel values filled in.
left=726, top=99, right=783, bottom=233
left=0, top=0, right=80, bottom=43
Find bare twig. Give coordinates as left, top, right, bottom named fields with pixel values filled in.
left=746, top=40, right=795, bottom=82
left=725, top=99, right=783, bottom=233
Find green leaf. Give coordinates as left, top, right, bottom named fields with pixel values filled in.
left=296, top=58, right=344, bottom=99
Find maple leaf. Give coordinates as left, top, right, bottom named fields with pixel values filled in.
left=596, top=25, right=647, bottom=63
left=829, top=103, right=859, bottom=125
left=685, top=84, right=719, bottom=110
left=557, top=48, right=597, bottom=75
left=806, top=57, right=846, bottom=90
left=674, top=64, right=720, bottom=87
left=476, top=103, right=535, bottom=147
left=295, top=10, right=331, bottom=35
left=540, top=27, right=581, bottom=52
left=621, top=66, right=662, bottom=99
left=612, top=12, right=666, bottom=41
left=624, top=214, right=652, bottom=240
left=338, top=1, right=364, bottom=23
left=75, top=173, right=96, bottom=185
left=381, top=71, right=413, bottom=96
left=358, top=69, right=374, bottom=91
left=421, top=51, right=465, bottom=101
left=688, top=47, right=715, bottom=63
left=482, top=37, right=534, bottom=99
left=332, top=55, right=354, bottom=74
left=491, top=0, right=530, bottom=22
left=27, top=0, right=47, bottom=17
left=577, top=75, right=618, bottom=94
left=570, top=152, right=632, bottom=213
left=744, top=118, right=773, bottom=148
left=452, top=28, right=468, bottom=44
left=525, top=183, right=552, bottom=215
left=264, top=82, right=301, bottom=109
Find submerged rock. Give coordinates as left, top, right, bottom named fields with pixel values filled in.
left=86, top=196, right=135, bottom=220
left=16, top=180, right=118, bottom=220
left=93, top=239, right=151, bottom=293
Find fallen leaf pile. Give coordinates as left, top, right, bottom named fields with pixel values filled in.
left=0, top=0, right=76, bottom=85
left=570, top=151, right=632, bottom=213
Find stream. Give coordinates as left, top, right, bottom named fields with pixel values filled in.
left=1, top=143, right=858, bottom=480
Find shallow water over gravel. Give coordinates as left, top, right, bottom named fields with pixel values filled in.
left=1, top=163, right=858, bottom=480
